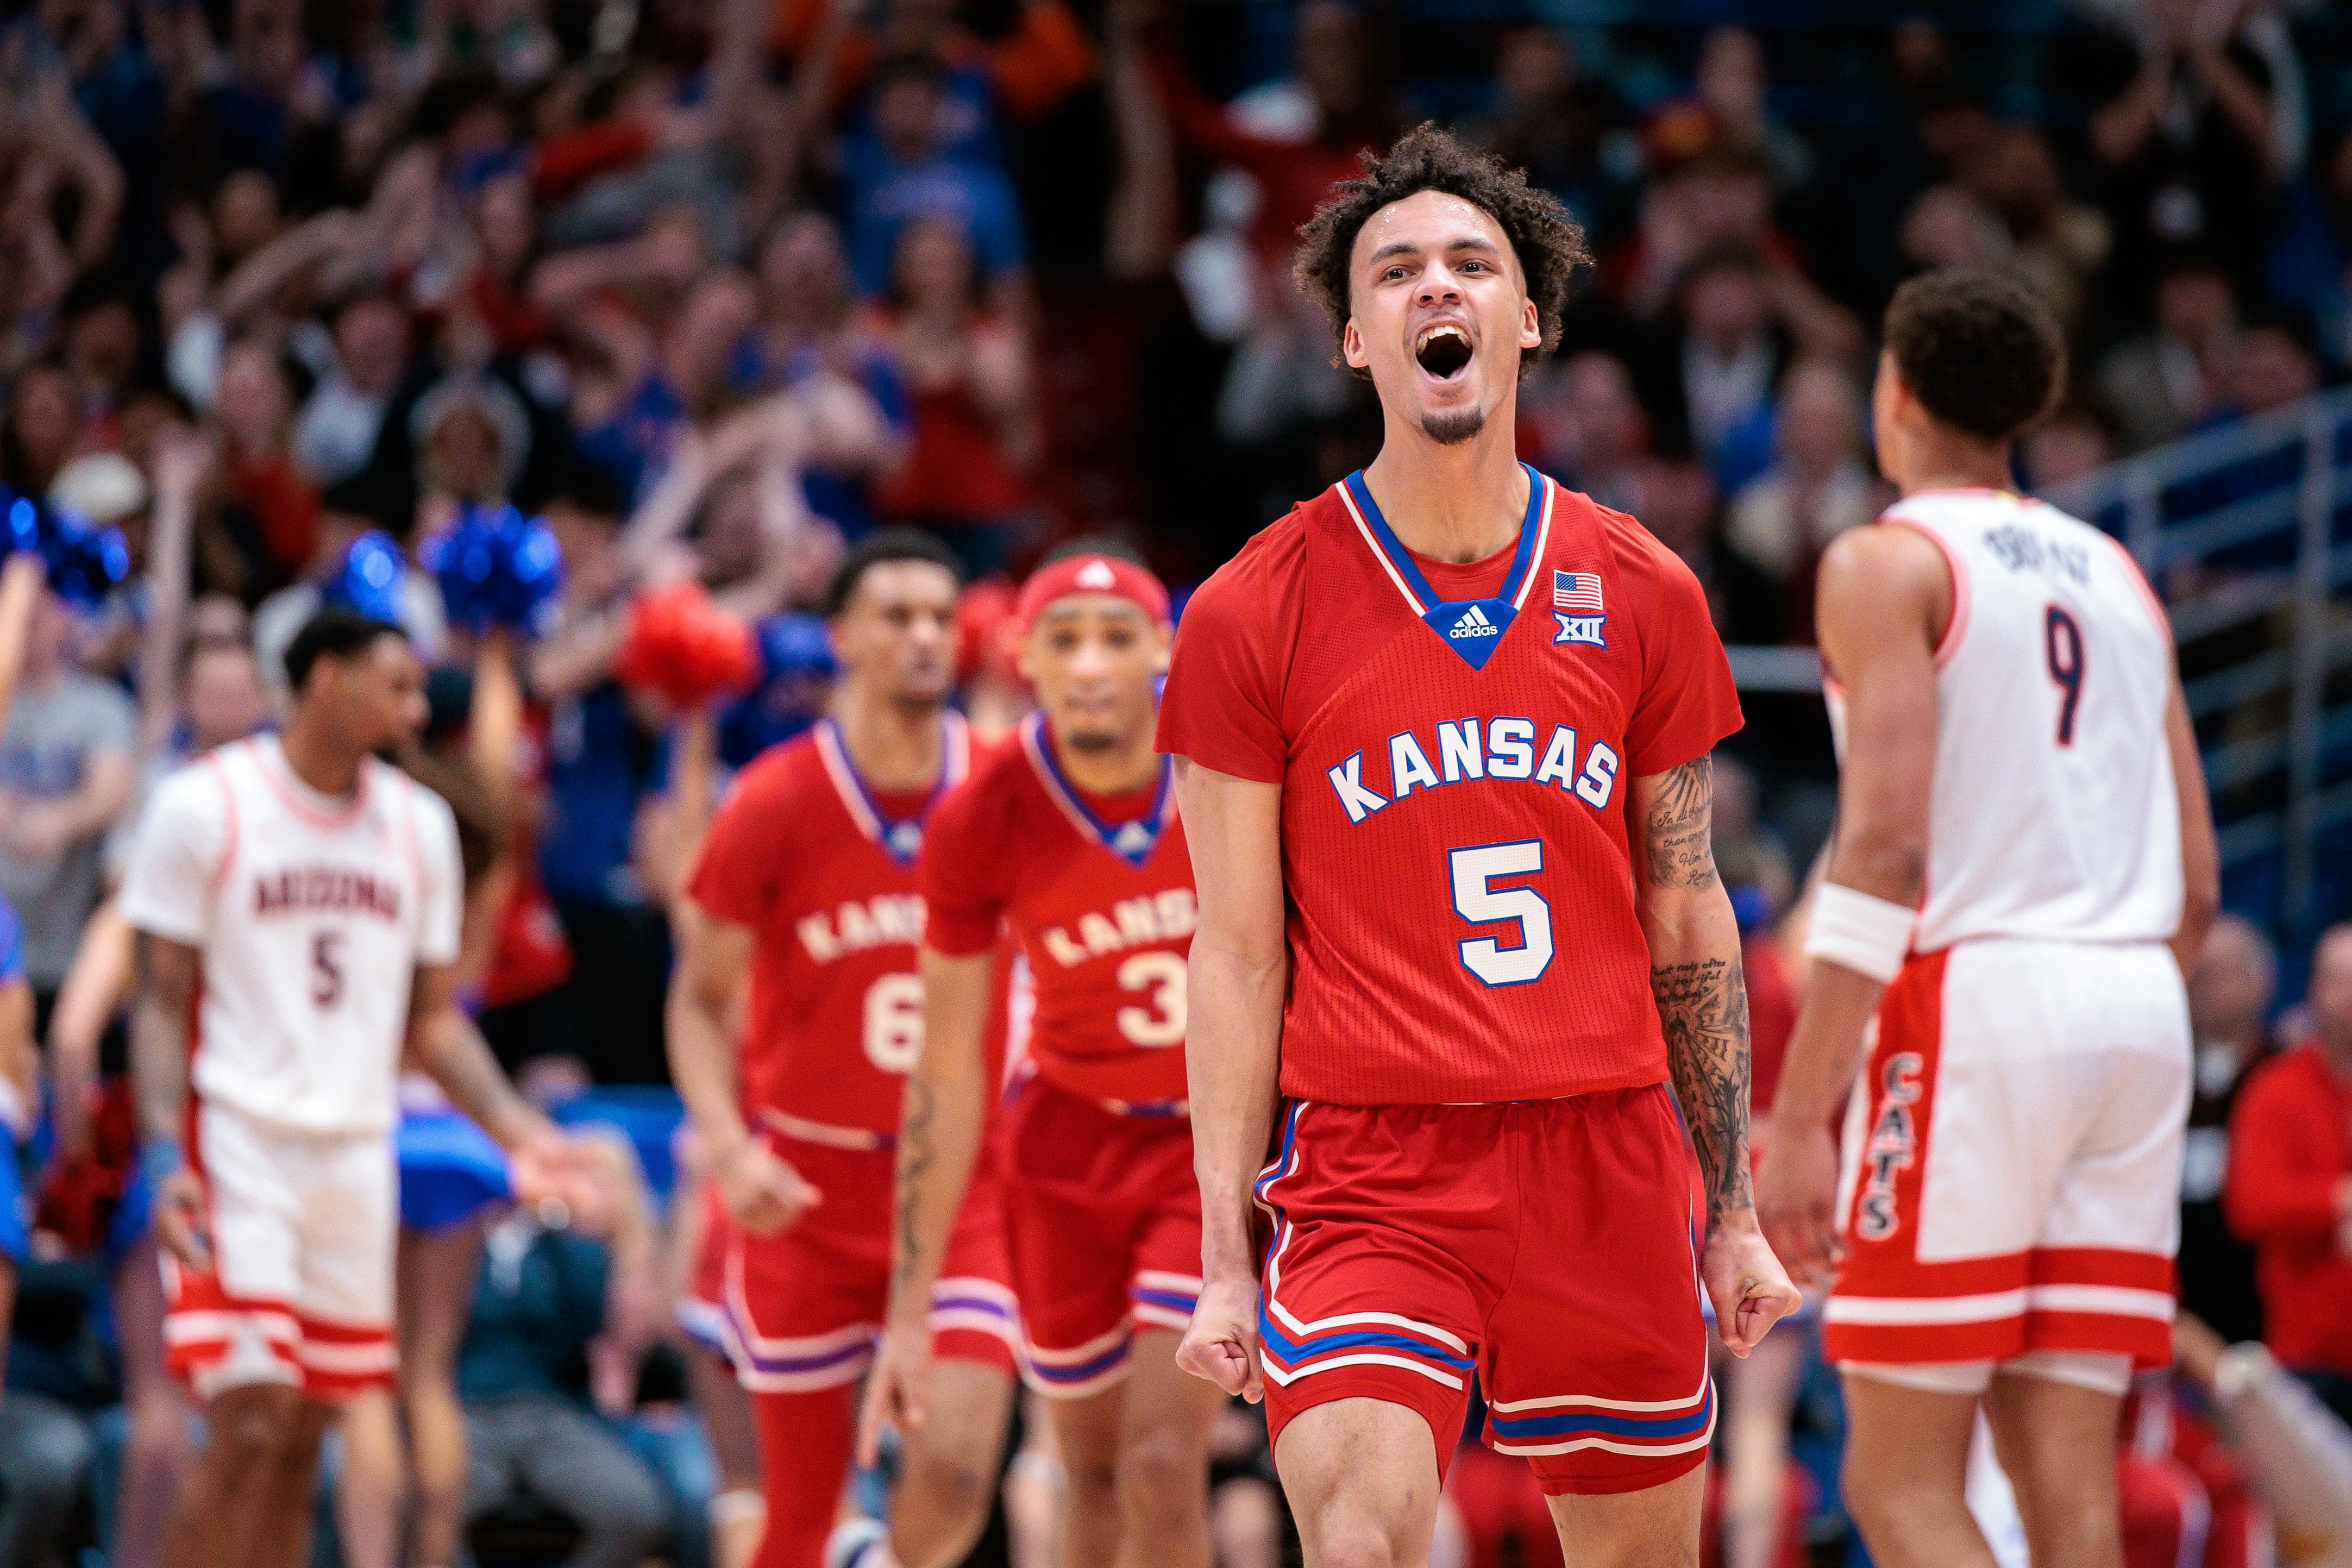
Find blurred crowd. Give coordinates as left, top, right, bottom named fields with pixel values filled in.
left=3, top=0, right=2352, bottom=1563
left=1, top=0, right=2350, bottom=642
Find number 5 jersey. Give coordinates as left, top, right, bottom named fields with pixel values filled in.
left=120, top=734, right=465, bottom=1137
left=1156, top=466, right=1741, bottom=1106
left=119, top=735, right=463, bottom=1398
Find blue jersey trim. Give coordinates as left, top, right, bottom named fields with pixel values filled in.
left=1021, top=713, right=1172, bottom=868
left=1343, top=464, right=1546, bottom=616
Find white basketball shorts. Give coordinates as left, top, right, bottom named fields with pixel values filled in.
left=1824, top=936, right=2189, bottom=1373
left=162, top=1097, right=398, bottom=1399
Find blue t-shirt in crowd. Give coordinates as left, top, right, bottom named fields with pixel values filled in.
left=726, top=338, right=911, bottom=538
left=538, top=683, right=664, bottom=906
left=842, top=137, right=1028, bottom=297
left=575, top=376, right=688, bottom=505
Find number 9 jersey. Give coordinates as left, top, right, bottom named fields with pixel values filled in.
left=1826, top=489, right=2184, bottom=951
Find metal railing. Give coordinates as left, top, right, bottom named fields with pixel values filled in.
left=2046, top=390, right=2352, bottom=941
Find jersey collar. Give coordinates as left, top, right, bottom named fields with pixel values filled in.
left=1336, top=465, right=1553, bottom=670
left=813, top=712, right=969, bottom=865
left=1019, top=712, right=1171, bottom=868
left=251, top=735, right=373, bottom=828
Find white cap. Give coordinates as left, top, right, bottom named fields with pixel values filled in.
left=49, top=453, right=149, bottom=526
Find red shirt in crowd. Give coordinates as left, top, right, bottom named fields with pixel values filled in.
left=227, top=449, right=320, bottom=580
left=1156, top=469, right=1742, bottom=1106
left=871, top=312, right=1031, bottom=528
left=2223, top=1040, right=2352, bottom=1375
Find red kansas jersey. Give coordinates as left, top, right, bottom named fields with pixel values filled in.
left=686, top=715, right=974, bottom=1140
left=923, top=714, right=1194, bottom=1110
left=1157, top=467, right=1741, bottom=1105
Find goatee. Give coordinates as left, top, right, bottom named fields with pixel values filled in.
left=1420, top=406, right=1485, bottom=446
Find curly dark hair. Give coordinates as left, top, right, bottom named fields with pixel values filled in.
left=1293, top=123, right=1590, bottom=378
left=1883, top=268, right=2067, bottom=443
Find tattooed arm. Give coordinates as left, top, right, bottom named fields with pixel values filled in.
left=858, top=943, right=993, bottom=1462
left=1637, top=757, right=1752, bottom=1222
left=1633, top=755, right=1799, bottom=1354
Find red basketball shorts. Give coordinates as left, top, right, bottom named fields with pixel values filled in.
left=1254, top=1089, right=1713, bottom=1497
left=1001, top=1074, right=1202, bottom=1398
left=1825, top=939, right=2188, bottom=1372
left=713, top=1127, right=1018, bottom=1392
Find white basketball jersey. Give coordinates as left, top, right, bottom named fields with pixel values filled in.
left=1827, top=490, right=2183, bottom=951
left=120, top=736, right=463, bottom=1136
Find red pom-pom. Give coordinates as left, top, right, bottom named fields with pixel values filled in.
left=617, top=581, right=759, bottom=709
left=956, top=578, right=1022, bottom=685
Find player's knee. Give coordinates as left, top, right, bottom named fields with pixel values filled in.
left=1301, top=1520, right=1406, bottom=1568
left=1211, top=1477, right=1284, bottom=1568
left=898, top=1440, right=994, bottom=1526
left=2016, top=1456, right=2123, bottom=1555
left=1114, top=1426, right=1207, bottom=1525
left=1062, top=1443, right=1120, bottom=1510
left=1840, top=1448, right=1956, bottom=1544
left=2008, top=1433, right=2117, bottom=1510
left=204, top=1385, right=303, bottom=1466
left=273, top=1412, right=332, bottom=1485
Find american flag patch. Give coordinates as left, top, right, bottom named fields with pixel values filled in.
left=1553, top=571, right=1603, bottom=612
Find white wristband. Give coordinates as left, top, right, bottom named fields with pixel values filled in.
left=1803, top=882, right=1917, bottom=983
left=0, top=1078, right=25, bottom=1141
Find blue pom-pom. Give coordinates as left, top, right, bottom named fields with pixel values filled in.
left=758, top=612, right=837, bottom=681
left=425, top=506, right=565, bottom=635
left=325, top=531, right=409, bottom=624
left=3, top=489, right=130, bottom=609
left=2, top=496, right=37, bottom=557
left=499, top=514, right=563, bottom=636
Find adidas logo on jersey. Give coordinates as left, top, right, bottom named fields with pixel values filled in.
left=1447, top=605, right=1501, bottom=639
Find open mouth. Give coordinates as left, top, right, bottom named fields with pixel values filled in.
left=1416, top=324, right=1473, bottom=380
